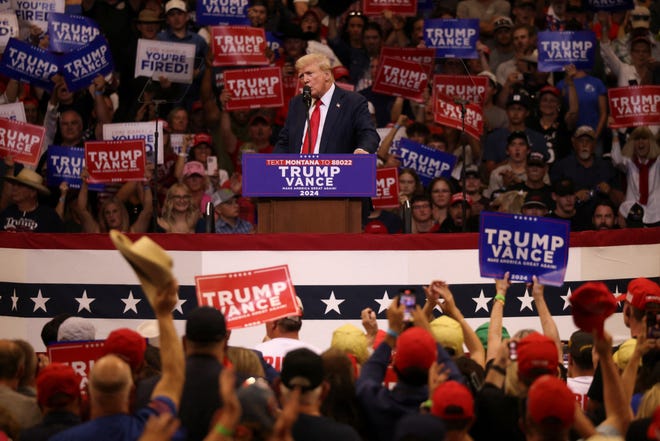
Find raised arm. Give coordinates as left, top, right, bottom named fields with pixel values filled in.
left=487, top=272, right=510, bottom=363
left=530, top=276, right=562, bottom=360
left=76, top=169, right=101, bottom=233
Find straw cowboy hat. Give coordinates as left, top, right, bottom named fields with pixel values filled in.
left=109, top=230, right=174, bottom=305
left=4, top=168, right=51, bottom=195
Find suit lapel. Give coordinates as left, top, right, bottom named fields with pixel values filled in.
left=320, top=87, right=343, bottom=153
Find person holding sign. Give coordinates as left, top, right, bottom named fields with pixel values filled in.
left=274, top=53, right=379, bottom=154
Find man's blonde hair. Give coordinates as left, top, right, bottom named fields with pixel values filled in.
left=296, top=53, right=332, bottom=78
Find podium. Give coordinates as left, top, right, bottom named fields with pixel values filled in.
left=257, top=198, right=363, bottom=233
left=242, top=154, right=377, bottom=234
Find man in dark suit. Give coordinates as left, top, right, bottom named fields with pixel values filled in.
left=274, top=53, right=379, bottom=154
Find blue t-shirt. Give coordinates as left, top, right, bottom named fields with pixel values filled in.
left=51, top=396, right=178, bottom=441
left=556, top=75, right=607, bottom=133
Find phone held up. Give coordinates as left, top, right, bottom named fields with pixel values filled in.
left=400, top=289, right=416, bottom=325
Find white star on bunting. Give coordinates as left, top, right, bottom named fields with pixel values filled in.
left=374, top=290, right=393, bottom=314
left=321, top=291, right=345, bottom=314
left=560, top=287, right=573, bottom=311
left=11, top=289, right=18, bottom=311
left=31, top=290, right=49, bottom=312
left=174, top=298, right=187, bottom=314
left=517, top=288, right=535, bottom=312
left=75, top=290, right=95, bottom=313
left=472, top=289, right=492, bottom=313
left=121, top=291, right=141, bottom=314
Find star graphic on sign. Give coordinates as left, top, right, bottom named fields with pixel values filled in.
left=374, top=291, right=394, bottom=314
left=11, top=289, right=18, bottom=311
left=517, top=288, right=535, bottom=312
left=121, top=291, right=141, bottom=314
left=75, top=290, right=95, bottom=313
left=31, top=290, right=49, bottom=312
left=472, top=289, right=492, bottom=313
left=560, top=287, right=573, bottom=311
left=321, top=291, right=345, bottom=315
left=173, top=298, right=187, bottom=315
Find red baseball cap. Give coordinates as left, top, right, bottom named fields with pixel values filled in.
left=527, top=375, right=575, bottom=429
left=616, top=278, right=660, bottom=311
left=450, top=193, right=473, bottom=207
left=431, top=380, right=474, bottom=420
left=193, top=133, right=213, bottom=147
left=517, top=332, right=558, bottom=381
left=364, top=220, right=388, bottom=234
left=570, top=282, right=617, bottom=335
left=332, top=65, right=350, bottom=81
left=103, top=328, right=147, bottom=373
left=393, top=327, right=437, bottom=373
left=36, top=363, right=81, bottom=407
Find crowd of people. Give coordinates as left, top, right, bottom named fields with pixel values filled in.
left=0, top=0, right=658, bottom=233
left=0, top=271, right=659, bottom=441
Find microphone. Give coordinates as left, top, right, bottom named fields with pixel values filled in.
left=302, top=85, right=312, bottom=109
left=453, top=98, right=470, bottom=106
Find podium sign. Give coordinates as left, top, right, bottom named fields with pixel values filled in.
left=242, top=154, right=377, bottom=197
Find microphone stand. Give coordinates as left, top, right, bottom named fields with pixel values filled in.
left=455, top=99, right=468, bottom=233
left=303, top=91, right=313, bottom=154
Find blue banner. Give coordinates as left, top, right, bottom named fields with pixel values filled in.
left=479, top=212, right=570, bottom=287
left=538, top=31, right=596, bottom=72
left=586, top=0, right=633, bottom=12
left=46, top=145, right=103, bottom=191
left=59, top=35, right=113, bottom=92
left=48, top=13, right=100, bottom=53
left=423, top=18, right=479, bottom=59
left=266, top=31, right=282, bottom=62
left=196, top=0, right=249, bottom=25
left=0, top=38, right=59, bottom=91
left=392, top=138, right=456, bottom=186
left=241, top=154, right=377, bottom=197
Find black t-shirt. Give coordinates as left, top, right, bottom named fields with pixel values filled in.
left=292, top=413, right=362, bottom=441
left=0, top=204, right=64, bottom=232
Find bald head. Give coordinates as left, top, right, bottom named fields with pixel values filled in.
left=0, top=339, right=24, bottom=381
left=89, top=354, right=133, bottom=398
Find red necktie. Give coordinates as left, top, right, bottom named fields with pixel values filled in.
left=302, top=99, right=322, bottom=154
left=634, top=157, right=656, bottom=205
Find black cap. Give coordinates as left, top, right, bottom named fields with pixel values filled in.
left=185, top=306, right=227, bottom=342
left=508, top=130, right=530, bottom=146
left=553, top=179, right=575, bottom=196
left=280, top=348, right=324, bottom=391
left=527, top=151, right=547, bottom=167
left=522, top=190, right=548, bottom=209
left=568, top=330, right=594, bottom=363
left=506, top=93, right=531, bottom=109
left=464, top=164, right=480, bottom=178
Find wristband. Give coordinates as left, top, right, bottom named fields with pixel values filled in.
left=393, top=124, right=401, bottom=130
left=490, top=364, right=506, bottom=376
left=58, top=196, right=66, bottom=202
left=419, top=399, right=432, bottom=410
left=494, top=294, right=506, bottom=304
left=386, top=328, right=399, bottom=339
left=94, top=90, right=104, bottom=96
left=214, top=424, right=234, bottom=437
left=143, top=185, right=151, bottom=191
left=178, top=152, right=187, bottom=157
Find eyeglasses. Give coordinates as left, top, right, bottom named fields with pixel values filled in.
left=170, top=195, right=192, bottom=200
left=412, top=204, right=430, bottom=210
left=631, top=14, right=650, bottom=20
left=432, top=189, right=451, bottom=193
left=348, top=10, right=363, bottom=16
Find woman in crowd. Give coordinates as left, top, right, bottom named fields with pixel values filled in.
left=428, top=177, right=454, bottom=226
left=157, top=183, right=204, bottom=233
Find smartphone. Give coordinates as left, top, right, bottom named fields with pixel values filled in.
left=647, top=309, right=660, bottom=339
left=400, top=290, right=416, bottom=322
left=509, top=341, right=518, bottom=361
left=207, top=156, right=218, bottom=176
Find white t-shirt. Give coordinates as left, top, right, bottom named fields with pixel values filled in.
left=567, top=375, right=593, bottom=411
left=254, top=337, right=321, bottom=371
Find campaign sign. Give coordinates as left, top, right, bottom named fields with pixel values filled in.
left=224, top=66, right=283, bottom=111
left=373, top=167, right=399, bottom=209
left=46, top=145, right=105, bottom=190
left=195, top=265, right=300, bottom=330
left=586, top=0, right=633, bottom=12
left=380, top=47, right=435, bottom=76
left=242, top=154, right=377, bottom=197
left=59, top=35, right=113, bottom=92
left=135, top=39, right=195, bottom=84
left=608, top=86, right=660, bottom=128
left=0, top=0, right=10, bottom=11
left=363, top=0, right=416, bottom=16
left=0, top=117, right=44, bottom=166
left=48, top=13, right=100, bottom=53
left=392, top=138, right=455, bottom=186
left=47, top=340, right=113, bottom=394
left=479, top=212, right=570, bottom=287
left=0, top=102, right=26, bottom=122
left=0, top=12, right=19, bottom=51
left=11, top=0, right=64, bottom=37
left=537, top=31, right=596, bottom=72
left=434, top=92, right=484, bottom=140
left=372, top=56, right=428, bottom=102
left=433, top=74, right=488, bottom=108
left=85, top=139, right=146, bottom=183
left=196, top=0, right=249, bottom=25
left=211, top=26, right=268, bottom=66
left=423, top=18, right=479, bottom=59
left=266, top=31, right=281, bottom=62
left=0, top=38, right=58, bottom=91
left=103, top=121, right=164, bottom=164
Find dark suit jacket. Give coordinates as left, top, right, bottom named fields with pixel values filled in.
left=274, top=86, right=380, bottom=154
